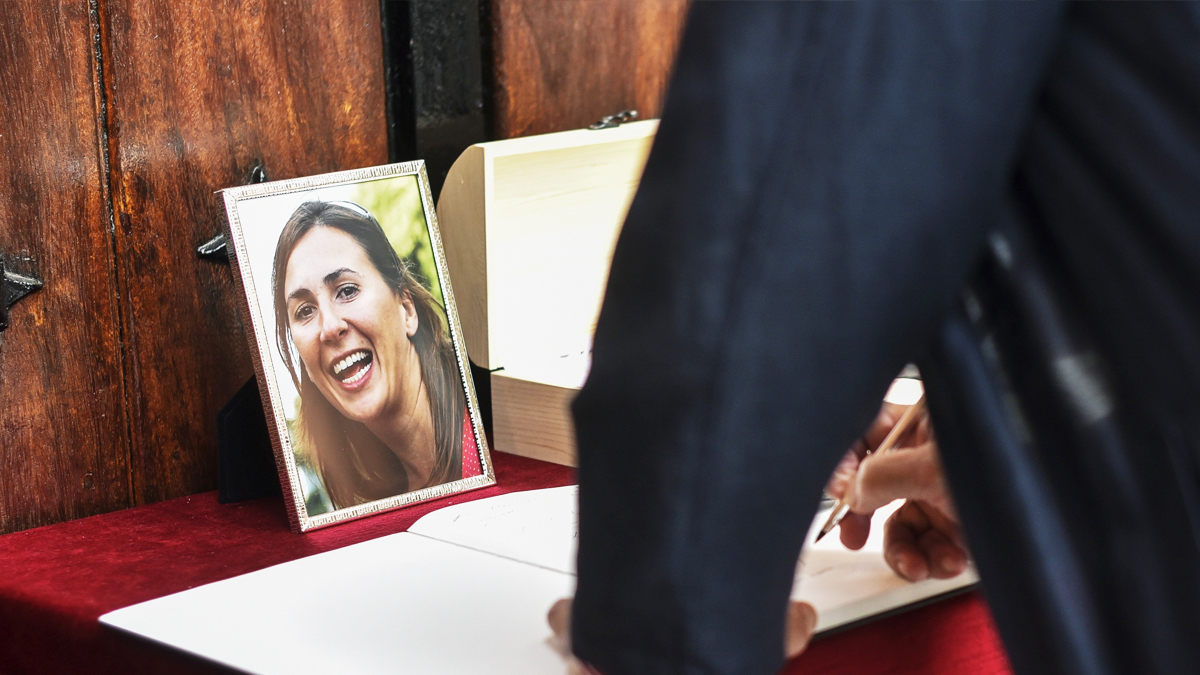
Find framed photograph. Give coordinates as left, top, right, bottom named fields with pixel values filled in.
left=219, top=162, right=494, bottom=532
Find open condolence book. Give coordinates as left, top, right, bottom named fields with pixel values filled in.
left=101, top=487, right=977, bottom=674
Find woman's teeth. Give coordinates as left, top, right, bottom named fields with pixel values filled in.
left=342, top=359, right=372, bottom=384
left=333, top=351, right=368, bottom=376
left=332, top=351, right=373, bottom=385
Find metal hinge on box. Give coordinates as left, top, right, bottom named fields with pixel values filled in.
left=589, top=109, right=639, bottom=130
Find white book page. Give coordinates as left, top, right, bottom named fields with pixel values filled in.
left=408, top=485, right=579, bottom=575
left=101, top=487, right=976, bottom=675
left=101, top=533, right=575, bottom=675
left=408, top=486, right=976, bottom=635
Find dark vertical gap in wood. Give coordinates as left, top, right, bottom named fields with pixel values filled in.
left=413, top=0, right=489, bottom=198
left=381, top=0, right=417, bottom=165
left=382, top=0, right=489, bottom=199
left=88, top=0, right=137, bottom=509
left=477, top=0, right=496, bottom=143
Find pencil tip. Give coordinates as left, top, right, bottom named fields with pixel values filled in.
left=814, top=529, right=828, bottom=543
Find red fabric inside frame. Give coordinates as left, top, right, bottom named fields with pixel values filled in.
left=0, top=450, right=1012, bottom=675
left=461, top=412, right=482, bottom=477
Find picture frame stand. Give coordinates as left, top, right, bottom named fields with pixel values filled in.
left=216, top=377, right=281, bottom=504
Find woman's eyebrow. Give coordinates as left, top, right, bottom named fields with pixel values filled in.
left=323, top=267, right=358, bottom=286
left=286, top=287, right=313, bottom=303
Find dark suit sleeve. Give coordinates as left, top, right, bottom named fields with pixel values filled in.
left=570, top=4, right=1062, bottom=674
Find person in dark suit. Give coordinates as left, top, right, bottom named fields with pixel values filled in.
left=567, top=3, right=1200, bottom=674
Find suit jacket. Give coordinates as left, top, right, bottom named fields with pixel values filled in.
left=571, top=3, right=1200, bottom=674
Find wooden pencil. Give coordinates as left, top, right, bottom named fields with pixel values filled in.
left=814, top=394, right=927, bottom=542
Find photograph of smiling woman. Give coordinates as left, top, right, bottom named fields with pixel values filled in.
left=271, top=201, right=467, bottom=509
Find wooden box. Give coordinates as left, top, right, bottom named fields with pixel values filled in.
left=436, top=120, right=657, bottom=466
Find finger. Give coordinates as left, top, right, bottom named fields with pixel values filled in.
left=566, top=656, right=592, bottom=675
left=864, top=402, right=934, bottom=454
left=914, top=516, right=970, bottom=579
left=917, top=498, right=966, bottom=549
left=785, top=601, right=819, bottom=658
left=837, top=511, right=872, bottom=550
left=892, top=405, right=933, bottom=449
left=547, top=597, right=573, bottom=646
left=848, top=434, right=870, bottom=462
left=884, top=501, right=971, bottom=580
left=850, top=442, right=946, bottom=513
left=862, top=404, right=904, bottom=450
left=883, top=502, right=931, bottom=581
left=916, top=410, right=934, bottom=443
left=893, top=416, right=927, bottom=450
left=824, top=449, right=860, bottom=499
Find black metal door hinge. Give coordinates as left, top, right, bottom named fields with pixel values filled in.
left=0, top=256, right=43, bottom=332
left=198, top=161, right=269, bottom=262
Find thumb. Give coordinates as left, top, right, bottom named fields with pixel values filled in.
left=785, top=601, right=818, bottom=658
left=547, top=597, right=573, bottom=650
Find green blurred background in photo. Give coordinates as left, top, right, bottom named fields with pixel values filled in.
left=353, top=175, right=446, bottom=309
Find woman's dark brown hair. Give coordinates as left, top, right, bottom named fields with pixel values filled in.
left=272, top=201, right=464, bottom=509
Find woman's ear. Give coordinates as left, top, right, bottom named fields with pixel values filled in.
left=400, top=290, right=419, bottom=337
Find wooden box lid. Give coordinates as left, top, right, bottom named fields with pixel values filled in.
left=437, top=120, right=657, bottom=380
left=436, top=120, right=657, bottom=466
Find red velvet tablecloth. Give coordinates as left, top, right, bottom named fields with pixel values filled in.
left=0, top=451, right=1013, bottom=675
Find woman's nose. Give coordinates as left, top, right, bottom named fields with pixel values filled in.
left=318, top=306, right=348, bottom=342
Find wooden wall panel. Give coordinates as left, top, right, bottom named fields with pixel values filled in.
left=0, top=1, right=130, bottom=533
left=0, top=0, right=685, bottom=533
left=97, top=0, right=389, bottom=504
left=490, top=0, right=689, bottom=139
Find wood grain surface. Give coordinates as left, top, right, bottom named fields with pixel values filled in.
left=490, top=0, right=689, bottom=139
left=0, top=1, right=131, bottom=533
left=97, top=0, right=389, bottom=506
left=1, top=0, right=687, bottom=533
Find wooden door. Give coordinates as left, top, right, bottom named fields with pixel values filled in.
left=490, top=0, right=690, bottom=138
left=0, top=0, right=388, bottom=533
left=97, top=0, right=389, bottom=506
left=0, top=1, right=131, bottom=533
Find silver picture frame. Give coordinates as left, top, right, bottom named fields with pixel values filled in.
left=219, top=161, right=495, bottom=532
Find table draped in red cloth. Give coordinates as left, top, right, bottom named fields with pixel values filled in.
left=0, top=451, right=1013, bottom=675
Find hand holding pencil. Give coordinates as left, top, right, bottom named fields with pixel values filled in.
left=821, top=396, right=970, bottom=582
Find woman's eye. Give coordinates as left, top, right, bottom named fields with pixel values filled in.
left=336, top=284, right=359, bottom=301
left=293, top=304, right=315, bottom=322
